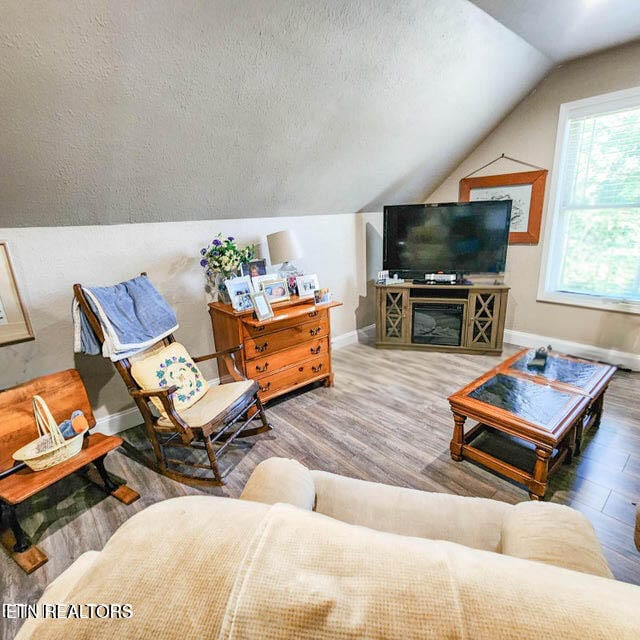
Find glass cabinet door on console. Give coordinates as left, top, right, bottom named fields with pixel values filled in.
left=378, top=288, right=409, bottom=343
left=466, top=290, right=504, bottom=351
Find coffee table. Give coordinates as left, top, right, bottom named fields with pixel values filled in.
left=448, top=348, right=616, bottom=499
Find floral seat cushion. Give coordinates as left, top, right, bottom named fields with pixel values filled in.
left=130, top=342, right=209, bottom=419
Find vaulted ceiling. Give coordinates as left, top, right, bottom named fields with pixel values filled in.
left=1, top=1, right=632, bottom=227
left=470, top=0, right=640, bottom=62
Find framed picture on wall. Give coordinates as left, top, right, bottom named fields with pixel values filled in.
left=458, top=170, right=548, bottom=244
left=0, top=242, right=35, bottom=346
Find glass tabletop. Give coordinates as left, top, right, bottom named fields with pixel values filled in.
left=468, top=373, right=574, bottom=428
left=508, top=350, right=603, bottom=390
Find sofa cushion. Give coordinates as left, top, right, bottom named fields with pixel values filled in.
left=311, top=469, right=511, bottom=552
left=130, top=342, right=209, bottom=419
left=156, top=380, right=254, bottom=427
left=500, top=501, right=613, bottom=578
left=240, top=458, right=316, bottom=510
left=18, top=499, right=640, bottom=640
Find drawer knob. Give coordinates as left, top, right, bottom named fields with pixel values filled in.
left=298, top=366, right=304, bottom=372
left=259, top=382, right=271, bottom=392
left=256, top=362, right=269, bottom=373
left=312, top=363, right=323, bottom=373
left=310, top=345, right=321, bottom=355
left=255, top=342, right=268, bottom=353
left=309, top=327, right=321, bottom=336
left=255, top=326, right=266, bottom=332
left=308, top=311, right=318, bottom=318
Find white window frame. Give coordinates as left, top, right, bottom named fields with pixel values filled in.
left=537, top=86, right=640, bottom=315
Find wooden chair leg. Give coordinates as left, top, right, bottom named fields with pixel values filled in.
left=255, top=396, right=272, bottom=431
left=238, top=396, right=272, bottom=438
left=204, top=437, right=224, bottom=485
left=143, top=418, right=167, bottom=470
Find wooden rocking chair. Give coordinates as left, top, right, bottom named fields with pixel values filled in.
left=73, top=281, right=271, bottom=486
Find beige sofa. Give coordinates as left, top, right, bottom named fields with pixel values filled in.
left=17, top=458, right=640, bottom=639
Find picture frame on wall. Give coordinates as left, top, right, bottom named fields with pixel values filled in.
left=458, top=169, right=548, bottom=244
left=250, top=290, right=274, bottom=321
left=0, top=242, right=35, bottom=346
left=296, top=274, right=319, bottom=299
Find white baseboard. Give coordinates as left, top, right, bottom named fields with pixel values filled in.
left=95, top=324, right=378, bottom=436
left=331, top=323, right=375, bottom=350
left=94, top=406, right=142, bottom=436
left=504, top=329, right=640, bottom=371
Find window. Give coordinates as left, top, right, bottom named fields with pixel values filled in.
left=538, top=87, right=640, bottom=314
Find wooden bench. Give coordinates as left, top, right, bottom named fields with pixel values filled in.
left=0, top=369, right=139, bottom=573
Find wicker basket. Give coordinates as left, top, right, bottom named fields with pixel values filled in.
left=12, top=395, right=87, bottom=471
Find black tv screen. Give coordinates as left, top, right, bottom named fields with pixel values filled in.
left=383, top=201, right=512, bottom=276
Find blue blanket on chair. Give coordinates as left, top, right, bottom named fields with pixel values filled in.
left=73, top=275, right=178, bottom=361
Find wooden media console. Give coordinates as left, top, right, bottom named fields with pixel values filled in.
left=375, top=282, right=509, bottom=355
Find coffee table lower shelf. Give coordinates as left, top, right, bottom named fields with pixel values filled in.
left=457, top=424, right=572, bottom=499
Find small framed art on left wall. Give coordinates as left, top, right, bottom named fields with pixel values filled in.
left=0, top=242, right=34, bottom=346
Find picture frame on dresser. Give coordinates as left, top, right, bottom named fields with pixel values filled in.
left=296, top=274, right=319, bottom=299
left=251, top=274, right=278, bottom=291
left=260, top=278, right=290, bottom=303
left=250, top=290, right=274, bottom=321
left=241, top=259, right=267, bottom=278
left=225, top=276, right=254, bottom=312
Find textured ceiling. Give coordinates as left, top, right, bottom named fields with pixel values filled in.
left=470, top=0, right=640, bottom=62
left=0, top=0, right=550, bottom=227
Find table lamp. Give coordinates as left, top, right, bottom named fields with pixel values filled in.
left=267, top=229, right=302, bottom=277
left=267, top=229, right=303, bottom=294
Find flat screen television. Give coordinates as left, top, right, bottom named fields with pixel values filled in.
left=383, top=201, right=512, bottom=278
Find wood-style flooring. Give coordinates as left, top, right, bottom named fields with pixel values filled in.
left=2, top=341, right=639, bottom=638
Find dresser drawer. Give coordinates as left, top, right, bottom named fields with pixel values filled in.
left=256, top=354, right=330, bottom=398
left=248, top=338, right=329, bottom=379
left=245, top=319, right=329, bottom=359
left=243, top=308, right=327, bottom=339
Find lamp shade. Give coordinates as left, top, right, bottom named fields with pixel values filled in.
left=266, top=229, right=302, bottom=264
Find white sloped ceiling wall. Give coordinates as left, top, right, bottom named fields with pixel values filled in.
left=0, top=0, right=551, bottom=227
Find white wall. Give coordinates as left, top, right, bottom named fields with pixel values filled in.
left=0, top=212, right=383, bottom=425
left=0, top=0, right=550, bottom=228
left=427, top=41, right=640, bottom=359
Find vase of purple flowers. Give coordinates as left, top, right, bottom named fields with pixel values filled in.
left=199, top=234, right=255, bottom=303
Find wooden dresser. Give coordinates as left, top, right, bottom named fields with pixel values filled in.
left=208, top=297, right=342, bottom=403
